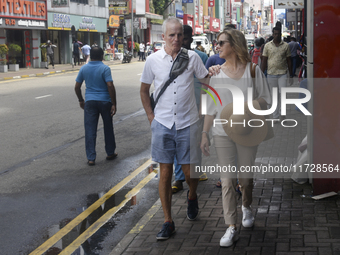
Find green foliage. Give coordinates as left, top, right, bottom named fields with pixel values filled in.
left=0, top=44, right=8, bottom=64
left=153, top=0, right=167, bottom=15
left=40, top=43, right=47, bottom=62
left=134, top=42, right=140, bottom=52
left=8, top=44, right=22, bottom=64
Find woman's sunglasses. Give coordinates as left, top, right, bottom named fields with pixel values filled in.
left=217, top=40, right=229, bottom=47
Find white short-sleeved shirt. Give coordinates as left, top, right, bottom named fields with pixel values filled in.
left=207, top=63, right=272, bottom=136
left=141, top=47, right=209, bottom=130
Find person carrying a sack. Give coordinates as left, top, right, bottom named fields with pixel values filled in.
left=140, top=17, right=209, bottom=240
left=200, top=29, right=272, bottom=247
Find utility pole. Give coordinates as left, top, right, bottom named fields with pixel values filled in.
left=131, top=0, right=134, bottom=52
left=193, top=0, right=196, bottom=35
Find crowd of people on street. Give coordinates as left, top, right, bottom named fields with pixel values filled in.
left=71, top=16, right=297, bottom=247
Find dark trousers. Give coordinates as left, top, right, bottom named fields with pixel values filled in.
left=47, top=54, right=54, bottom=67
left=291, top=55, right=298, bottom=77
left=73, top=53, right=80, bottom=65
left=139, top=52, right=145, bottom=61
left=84, top=101, right=116, bottom=161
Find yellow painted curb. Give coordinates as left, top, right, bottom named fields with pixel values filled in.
left=4, top=77, right=13, bottom=80
left=21, top=75, right=29, bottom=78
left=50, top=71, right=56, bottom=74
left=36, top=73, right=43, bottom=76
left=29, top=159, right=153, bottom=255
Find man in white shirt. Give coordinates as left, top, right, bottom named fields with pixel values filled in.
left=140, top=17, right=209, bottom=240
left=139, top=41, right=145, bottom=61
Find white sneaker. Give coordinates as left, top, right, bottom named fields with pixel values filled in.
left=220, top=226, right=239, bottom=247
left=242, top=205, right=254, bottom=228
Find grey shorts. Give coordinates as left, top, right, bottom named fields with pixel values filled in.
left=151, top=119, right=200, bottom=165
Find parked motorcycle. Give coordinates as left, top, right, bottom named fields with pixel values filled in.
left=122, top=50, right=132, bottom=64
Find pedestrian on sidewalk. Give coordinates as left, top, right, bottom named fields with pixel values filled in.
left=74, top=47, right=118, bottom=166
left=81, top=42, right=91, bottom=64
left=261, top=26, right=293, bottom=122
left=201, top=29, right=271, bottom=247
left=205, top=24, right=235, bottom=188
left=139, top=41, right=145, bottom=61
left=41, top=40, right=57, bottom=69
left=140, top=17, right=209, bottom=240
left=73, top=40, right=81, bottom=66
left=172, top=25, right=209, bottom=194
left=288, top=37, right=301, bottom=78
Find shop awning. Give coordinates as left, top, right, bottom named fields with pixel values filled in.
left=145, top=12, right=163, bottom=20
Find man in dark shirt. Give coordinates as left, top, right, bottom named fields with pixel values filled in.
left=73, top=40, right=81, bottom=66
left=288, top=37, right=301, bottom=77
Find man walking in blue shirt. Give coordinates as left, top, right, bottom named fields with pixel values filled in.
left=74, top=47, right=118, bottom=166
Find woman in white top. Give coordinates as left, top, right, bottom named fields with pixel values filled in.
left=200, top=29, right=271, bottom=247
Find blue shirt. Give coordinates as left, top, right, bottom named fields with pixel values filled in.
left=205, top=53, right=225, bottom=69
left=76, top=61, right=113, bottom=102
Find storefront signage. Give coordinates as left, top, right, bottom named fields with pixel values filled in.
left=176, top=10, right=184, bottom=19
left=109, top=15, right=119, bottom=28
left=0, top=0, right=46, bottom=17
left=79, top=17, right=96, bottom=31
left=109, top=2, right=128, bottom=15
left=203, top=16, right=210, bottom=33
left=139, top=17, right=147, bottom=29
left=0, top=0, right=47, bottom=29
left=225, top=0, right=230, bottom=17
left=208, top=0, right=214, bottom=7
left=24, top=30, right=31, bottom=67
left=51, top=13, right=71, bottom=29
left=209, top=18, right=220, bottom=32
left=0, top=18, right=46, bottom=29
left=183, top=14, right=193, bottom=32
left=133, top=17, right=139, bottom=28
left=182, top=0, right=193, bottom=3
left=274, top=0, right=304, bottom=9
left=47, top=13, right=106, bottom=32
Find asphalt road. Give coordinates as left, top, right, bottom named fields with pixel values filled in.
left=0, top=61, right=159, bottom=254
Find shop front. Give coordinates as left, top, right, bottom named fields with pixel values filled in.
left=0, top=0, right=48, bottom=68
left=47, top=13, right=107, bottom=64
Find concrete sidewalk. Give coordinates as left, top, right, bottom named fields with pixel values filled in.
left=0, top=57, right=139, bottom=81
left=112, top=93, right=340, bottom=254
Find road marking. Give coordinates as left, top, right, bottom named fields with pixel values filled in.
left=35, top=94, right=52, bottom=99
left=60, top=170, right=157, bottom=255
left=137, top=73, right=142, bottom=75
left=29, top=158, right=152, bottom=255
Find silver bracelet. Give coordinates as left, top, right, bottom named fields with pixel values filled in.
left=202, top=131, right=209, bottom=135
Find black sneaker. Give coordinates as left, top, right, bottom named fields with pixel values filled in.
left=187, top=190, right=199, bottom=220
left=156, top=221, right=175, bottom=240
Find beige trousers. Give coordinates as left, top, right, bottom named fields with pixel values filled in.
left=213, top=135, right=258, bottom=225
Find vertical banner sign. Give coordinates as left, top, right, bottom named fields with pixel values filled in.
left=225, top=0, right=230, bottom=17
left=24, top=31, right=31, bottom=67
left=208, top=0, right=214, bottom=7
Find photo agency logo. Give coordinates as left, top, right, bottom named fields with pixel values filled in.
left=200, top=83, right=312, bottom=127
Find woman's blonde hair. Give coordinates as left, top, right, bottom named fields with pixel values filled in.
left=217, top=29, right=251, bottom=64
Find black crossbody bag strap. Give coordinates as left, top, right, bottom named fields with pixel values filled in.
left=153, top=48, right=189, bottom=108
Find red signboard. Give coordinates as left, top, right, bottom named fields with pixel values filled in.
left=24, top=30, right=31, bottom=67
left=208, top=0, right=214, bottom=7
left=209, top=18, right=220, bottom=32
left=183, top=14, right=194, bottom=32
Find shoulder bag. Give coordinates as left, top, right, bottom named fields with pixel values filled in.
left=250, top=62, right=274, bottom=141
left=150, top=48, right=189, bottom=111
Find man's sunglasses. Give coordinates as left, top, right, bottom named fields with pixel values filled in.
left=217, top=40, right=229, bottom=47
